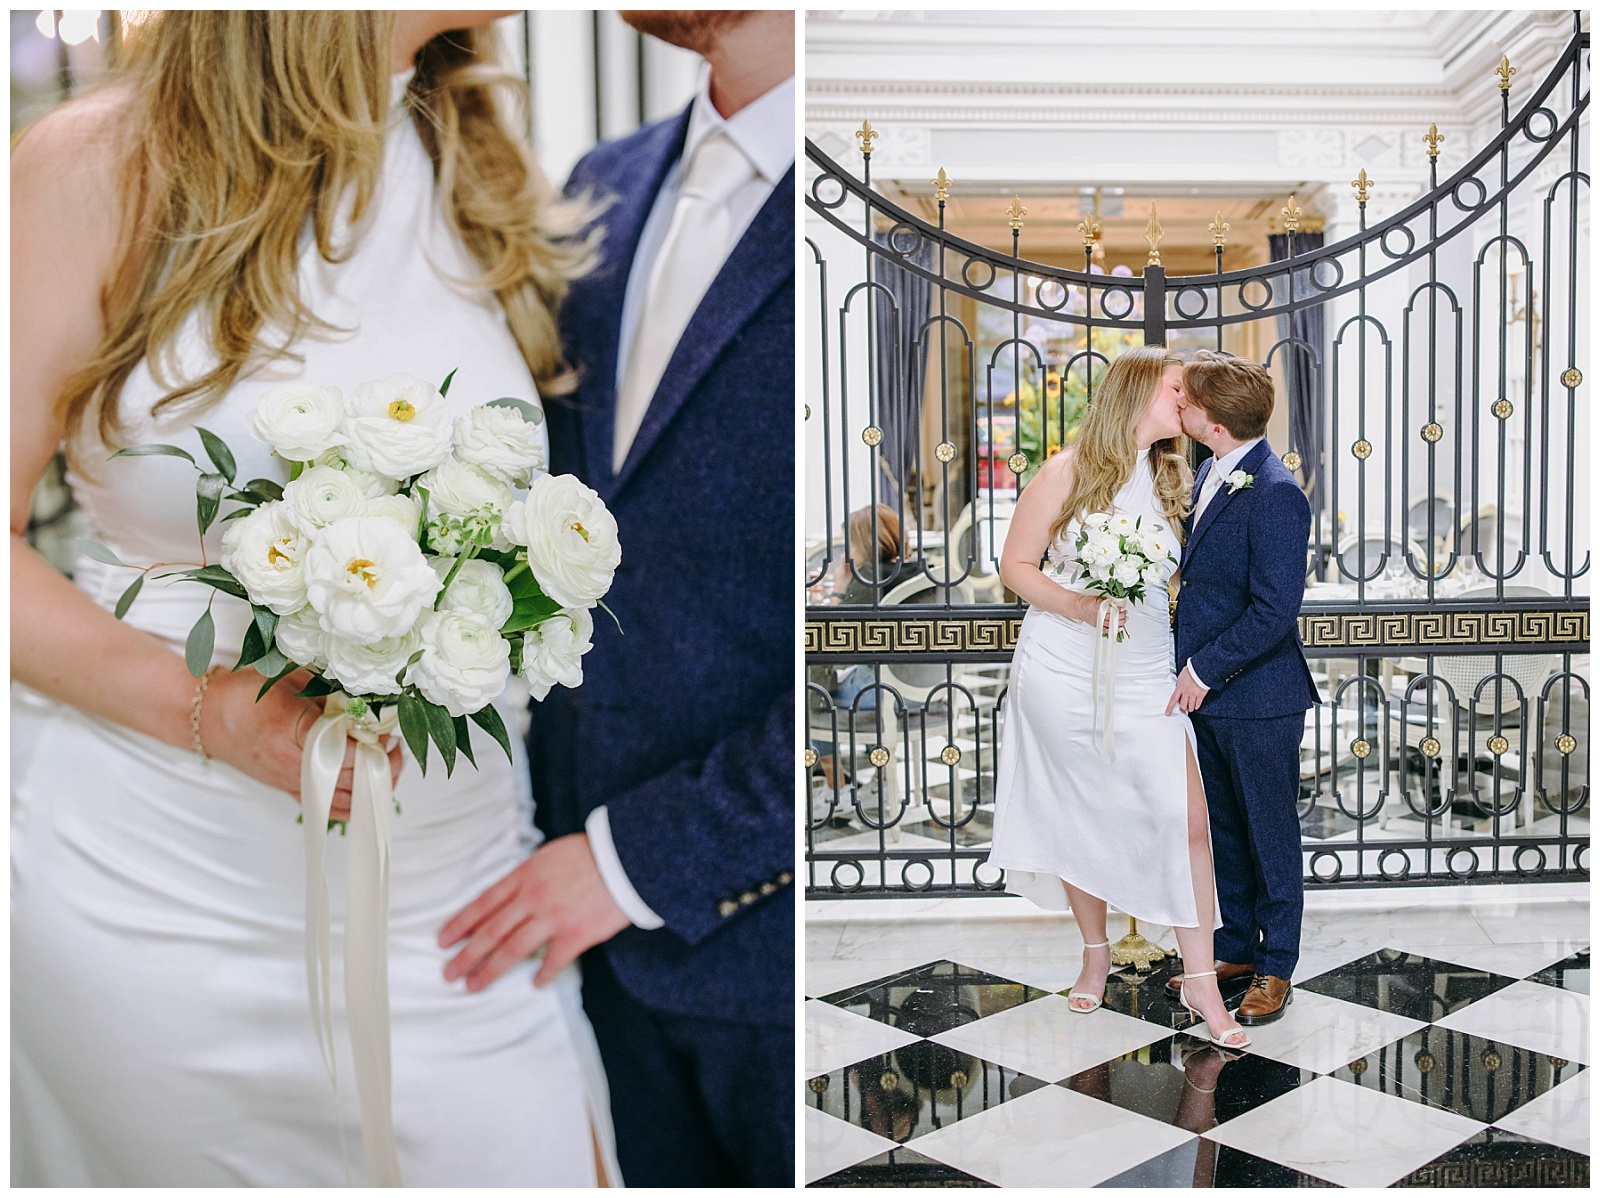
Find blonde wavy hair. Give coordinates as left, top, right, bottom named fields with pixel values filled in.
left=1046, top=345, right=1193, bottom=546
left=46, top=11, right=594, bottom=464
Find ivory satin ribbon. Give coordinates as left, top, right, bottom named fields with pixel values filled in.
left=301, top=695, right=404, bottom=1187
left=1089, top=597, right=1125, bottom=763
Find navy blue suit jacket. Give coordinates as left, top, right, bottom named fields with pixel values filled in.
left=527, top=109, right=795, bottom=1024
left=1174, top=440, right=1320, bottom=719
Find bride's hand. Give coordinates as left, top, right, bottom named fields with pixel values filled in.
left=1076, top=593, right=1127, bottom=636
left=197, top=668, right=403, bottom=819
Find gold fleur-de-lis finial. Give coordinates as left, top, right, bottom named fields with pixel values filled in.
left=1282, top=193, right=1303, bottom=233
left=1424, top=123, right=1444, bottom=159
left=1144, top=201, right=1164, bottom=266
left=931, top=167, right=951, bottom=202
left=1209, top=211, right=1230, bottom=248
left=855, top=119, right=879, bottom=155
left=1494, top=54, right=1516, bottom=92
left=1078, top=213, right=1102, bottom=248
left=1352, top=169, right=1373, bottom=204
left=1005, top=195, right=1027, bottom=230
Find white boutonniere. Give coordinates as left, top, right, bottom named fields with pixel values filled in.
left=1225, top=470, right=1255, bottom=494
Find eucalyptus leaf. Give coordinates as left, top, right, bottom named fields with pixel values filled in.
left=453, top=714, right=476, bottom=768
left=111, top=443, right=195, bottom=465
left=196, top=472, right=227, bottom=535
left=75, top=538, right=127, bottom=567
left=185, top=608, right=215, bottom=678
left=486, top=396, right=543, bottom=425
left=195, top=426, right=237, bottom=484
left=423, top=699, right=457, bottom=777
left=113, top=572, right=145, bottom=619
left=438, top=367, right=458, bottom=399
left=397, top=693, right=431, bottom=776
left=468, top=703, right=514, bottom=765
left=256, top=659, right=298, bottom=700
left=253, top=646, right=289, bottom=680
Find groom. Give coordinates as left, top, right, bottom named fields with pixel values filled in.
left=438, top=10, right=795, bottom=1187
left=1166, top=350, right=1319, bottom=1026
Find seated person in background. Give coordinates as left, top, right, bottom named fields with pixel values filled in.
left=827, top=503, right=930, bottom=605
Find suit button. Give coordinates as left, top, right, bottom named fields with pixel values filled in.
left=778, top=871, right=793, bottom=886
left=717, top=900, right=738, bottom=917
left=759, top=882, right=776, bottom=896
left=740, top=891, right=758, bottom=906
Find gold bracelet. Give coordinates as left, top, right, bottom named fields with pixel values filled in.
left=191, top=666, right=218, bottom=763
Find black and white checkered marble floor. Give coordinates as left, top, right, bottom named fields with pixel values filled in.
left=805, top=887, right=1589, bottom=1188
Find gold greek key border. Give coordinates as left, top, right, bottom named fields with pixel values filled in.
left=807, top=607, right=1588, bottom=658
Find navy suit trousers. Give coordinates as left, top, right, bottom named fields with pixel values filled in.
left=1191, top=712, right=1306, bottom=979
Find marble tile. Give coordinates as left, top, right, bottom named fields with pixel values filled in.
left=1435, top=979, right=1591, bottom=1064
left=1298, top=947, right=1519, bottom=1022
left=929, top=994, right=1176, bottom=1084
left=1292, top=940, right=1390, bottom=986
left=1233, top=988, right=1427, bottom=1074
left=1096, top=1139, right=1336, bottom=1188
left=802, top=1104, right=895, bottom=1186
left=821, top=960, right=1050, bottom=1037
left=806, top=1041, right=1046, bottom=1144
left=1326, top=1023, right=1585, bottom=1123
left=1472, top=899, right=1590, bottom=945
left=1202, top=1074, right=1482, bottom=1188
left=1403, top=939, right=1588, bottom=982
left=807, top=957, right=917, bottom=1001
left=806, top=920, right=845, bottom=963
left=1529, top=948, right=1590, bottom=994
left=1493, top=1068, right=1589, bottom=1156
left=805, top=999, right=920, bottom=1077
left=913, top=1081, right=1196, bottom=1188
left=1393, top=1125, right=1591, bottom=1187
left=808, top=1144, right=997, bottom=1187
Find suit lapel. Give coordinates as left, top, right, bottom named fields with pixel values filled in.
left=1184, top=440, right=1272, bottom=565
left=1181, top=457, right=1212, bottom=569
left=610, top=165, right=796, bottom=496
left=572, top=110, right=691, bottom=499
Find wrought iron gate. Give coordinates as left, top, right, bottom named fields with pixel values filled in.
left=804, top=29, right=1589, bottom=897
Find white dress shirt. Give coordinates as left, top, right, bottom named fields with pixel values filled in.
left=1184, top=436, right=1263, bottom=691
left=588, top=72, right=796, bottom=931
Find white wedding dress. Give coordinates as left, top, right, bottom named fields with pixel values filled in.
left=987, top=449, right=1220, bottom=929
left=12, top=72, right=617, bottom=1187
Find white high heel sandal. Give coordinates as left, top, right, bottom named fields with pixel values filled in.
left=1067, top=941, right=1111, bottom=1013
left=1177, top=970, right=1253, bottom=1049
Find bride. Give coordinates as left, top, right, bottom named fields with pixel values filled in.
left=12, top=11, right=616, bottom=1186
left=986, top=346, right=1250, bottom=1051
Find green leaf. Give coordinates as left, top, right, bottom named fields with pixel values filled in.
left=235, top=618, right=266, bottom=671
left=295, top=675, right=338, bottom=699
left=111, top=443, right=196, bottom=465
left=423, top=698, right=457, bottom=777
left=453, top=714, right=476, bottom=767
left=75, top=537, right=127, bottom=567
left=195, top=426, right=237, bottom=484
left=500, top=596, right=562, bottom=634
left=596, top=597, right=622, bottom=634
left=196, top=472, right=227, bottom=535
left=486, top=396, right=544, bottom=425
left=397, top=692, right=431, bottom=776
left=242, top=478, right=285, bottom=502
left=159, top=564, right=249, bottom=600
left=288, top=460, right=306, bottom=482
left=113, top=572, right=145, bottom=619
left=256, top=658, right=298, bottom=700
left=185, top=607, right=215, bottom=677
left=253, top=605, right=279, bottom=649
left=219, top=506, right=255, bottom=522
left=253, top=645, right=288, bottom=679
left=468, top=703, right=514, bottom=765
left=438, top=368, right=458, bottom=399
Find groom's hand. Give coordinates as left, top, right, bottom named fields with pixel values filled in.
left=438, top=833, right=632, bottom=992
left=1166, top=666, right=1209, bottom=715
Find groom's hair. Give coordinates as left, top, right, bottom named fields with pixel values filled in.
left=1183, top=350, right=1274, bottom=440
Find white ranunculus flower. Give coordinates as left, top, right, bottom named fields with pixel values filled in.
left=1085, top=512, right=1112, bottom=528
left=520, top=607, right=594, bottom=702
left=249, top=383, right=346, bottom=463
left=430, top=557, right=514, bottom=628
left=418, top=458, right=514, bottom=521
left=273, top=604, right=331, bottom=670
left=403, top=610, right=511, bottom=716
left=1113, top=559, right=1143, bottom=588
left=284, top=465, right=368, bottom=529
left=341, top=373, right=454, bottom=479
left=453, top=405, right=546, bottom=488
left=303, top=516, right=441, bottom=642
left=1142, top=563, right=1166, bottom=589
left=1112, top=514, right=1135, bottom=532
left=219, top=501, right=312, bottom=615
left=365, top=492, right=422, bottom=532
left=314, top=449, right=400, bottom=498
left=325, top=624, right=422, bottom=697
left=1144, top=535, right=1169, bottom=560
left=500, top=474, right=620, bottom=610
left=1088, top=530, right=1120, bottom=556
left=1090, top=562, right=1114, bottom=583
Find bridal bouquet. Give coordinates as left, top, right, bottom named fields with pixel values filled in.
left=90, top=370, right=619, bottom=776
left=1067, top=512, right=1176, bottom=642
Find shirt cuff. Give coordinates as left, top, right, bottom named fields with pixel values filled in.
left=1185, top=662, right=1210, bottom=691
left=584, top=805, right=665, bottom=930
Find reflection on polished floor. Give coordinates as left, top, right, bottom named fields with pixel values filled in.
left=805, top=887, right=1589, bottom=1188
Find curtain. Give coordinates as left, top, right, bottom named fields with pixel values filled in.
left=870, top=232, right=935, bottom=513
left=1268, top=232, right=1326, bottom=518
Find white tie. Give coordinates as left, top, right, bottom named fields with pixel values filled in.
left=614, top=132, right=755, bottom=472
left=1195, top=463, right=1225, bottom=522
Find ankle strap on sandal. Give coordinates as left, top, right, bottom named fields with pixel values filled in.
left=1082, top=941, right=1110, bottom=949
left=1181, top=970, right=1217, bottom=979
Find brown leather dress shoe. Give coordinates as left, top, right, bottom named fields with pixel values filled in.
left=1165, top=960, right=1253, bottom=1000
left=1235, top=974, right=1293, bottom=1025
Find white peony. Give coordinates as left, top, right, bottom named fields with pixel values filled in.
left=303, top=516, right=441, bottom=642
left=453, top=404, right=546, bottom=488
left=365, top=492, right=422, bottom=532
left=219, top=501, right=312, bottom=615
left=249, top=383, right=346, bottom=463
left=325, top=623, right=422, bottom=697
left=501, top=474, right=620, bottom=610
left=284, top=465, right=368, bottom=529
left=314, top=449, right=400, bottom=499
left=430, top=557, right=514, bottom=628
left=417, top=458, right=514, bottom=521
left=273, top=604, right=331, bottom=670
left=520, top=607, right=594, bottom=702
left=1113, top=559, right=1143, bottom=588
left=403, top=610, right=511, bottom=716
left=1085, top=512, right=1112, bottom=528
left=1090, top=561, right=1114, bottom=583
left=341, top=373, right=454, bottom=479
left=1142, top=563, right=1166, bottom=589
